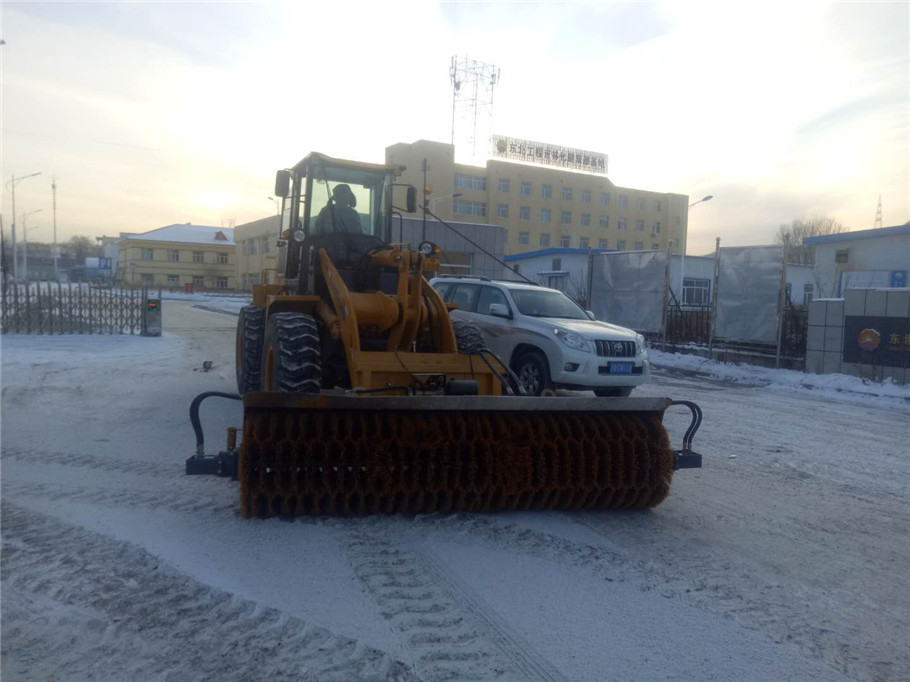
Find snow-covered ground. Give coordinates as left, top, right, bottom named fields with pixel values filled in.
left=2, top=301, right=908, bottom=681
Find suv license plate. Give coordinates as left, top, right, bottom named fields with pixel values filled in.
left=609, top=362, right=633, bottom=374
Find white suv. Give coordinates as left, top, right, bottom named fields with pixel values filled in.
left=431, top=276, right=650, bottom=396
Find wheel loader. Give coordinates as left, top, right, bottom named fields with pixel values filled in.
left=187, top=152, right=702, bottom=517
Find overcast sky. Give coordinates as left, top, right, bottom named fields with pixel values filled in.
left=2, top=1, right=907, bottom=255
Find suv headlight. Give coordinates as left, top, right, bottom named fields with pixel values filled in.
left=636, top=333, right=647, bottom=355
left=555, top=329, right=595, bottom=353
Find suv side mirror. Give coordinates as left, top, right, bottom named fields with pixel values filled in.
left=489, top=302, right=511, bottom=319
left=585, top=310, right=596, bottom=320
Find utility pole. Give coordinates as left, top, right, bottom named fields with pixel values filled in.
left=6, top=172, right=42, bottom=281
left=421, top=158, right=428, bottom=242
left=52, top=176, right=58, bottom=280
left=874, top=194, right=882, bottom=229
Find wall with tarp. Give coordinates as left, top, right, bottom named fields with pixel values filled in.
left=588, top=250, right=668, bottom=333
left=713, top=246, right=783, bottom=344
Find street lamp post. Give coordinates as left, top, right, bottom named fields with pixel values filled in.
left=266, top=196, right=280, bottom=216
left=428, top=193, right=463, bottom=213
left=6, top=171, right=42, bottom=281
left=680, top=195, right=714, bottom=305
left=21, top=209, right=42, bottom=281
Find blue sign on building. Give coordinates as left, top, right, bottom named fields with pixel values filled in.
left=99, top=257, right=112, bottom=271
left=890, top=270, right=907, bottom=288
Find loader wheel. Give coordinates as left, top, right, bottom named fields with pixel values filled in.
left=594, top=387, right=634, bottom=398
left=261, top=312, right=322, bottom=393
left=514, top=351, right=552, bottom=396
left=236, top=305, right=265, bottom=394
left=452, top=321, right=486, bottom=354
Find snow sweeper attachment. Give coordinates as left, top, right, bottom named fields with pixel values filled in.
left=234, top=394, right=702, bottom=518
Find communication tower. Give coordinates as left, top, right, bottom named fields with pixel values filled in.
left=449, top=56, right=500, bottom=163
left=873, top=194, right=882, bottom=229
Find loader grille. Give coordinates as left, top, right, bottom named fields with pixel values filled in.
left=239, top=405, right=674, bottom=517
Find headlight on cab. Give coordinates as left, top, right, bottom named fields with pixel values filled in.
left=555, top=329, right=595, bottom=353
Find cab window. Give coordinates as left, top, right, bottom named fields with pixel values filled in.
left=476, top=286, right=510, bottom=316
left=449, top=283, right=480, bottom=311
left=432, top=281, right=454, bottom=300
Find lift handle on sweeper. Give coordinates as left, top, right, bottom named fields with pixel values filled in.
left=668, top=400, right=703, bottom=470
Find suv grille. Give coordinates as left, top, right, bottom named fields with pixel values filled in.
left=595, top=339, right=636, bottom=357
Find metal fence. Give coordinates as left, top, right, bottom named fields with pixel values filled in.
left=1, top=282, right=150, bottom=335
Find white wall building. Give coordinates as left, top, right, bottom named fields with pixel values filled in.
left=805, top=224, right=910, bottom=297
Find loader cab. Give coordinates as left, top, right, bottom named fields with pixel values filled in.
left=276, top=153, right=398, bottom=294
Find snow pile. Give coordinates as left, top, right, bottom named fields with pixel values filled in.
left=651, top=349, right=910, bottom=405
left=159, top=291, right=252, bottom=315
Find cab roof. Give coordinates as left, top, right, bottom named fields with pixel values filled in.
left=291, top=152, right=402, bottom=176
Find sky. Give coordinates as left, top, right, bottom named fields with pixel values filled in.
left=1, top=1, right=907, bottom=256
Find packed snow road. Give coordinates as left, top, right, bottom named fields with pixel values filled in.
left=2, top=301, right=907, bottom=681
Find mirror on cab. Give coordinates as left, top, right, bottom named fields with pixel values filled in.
left=585, top=310, right=596, bottom=320
left=274, top=170, right=291, bottom=198
left=489, top=303, right=511, bottom=319
left=406, top=186, right=417, bottom=213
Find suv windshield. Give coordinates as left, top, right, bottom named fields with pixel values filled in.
left=510, top=289, right=588, bottom=319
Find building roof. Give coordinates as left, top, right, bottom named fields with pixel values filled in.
left=504, top=247, right=611, bottom=261
left=803, top=224, right=910, bottom=245
left=120, top=224, right=235, bottom=245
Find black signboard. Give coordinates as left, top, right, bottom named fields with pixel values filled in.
left=842, top=316, right=910, bottom=366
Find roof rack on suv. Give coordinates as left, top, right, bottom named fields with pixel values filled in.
left=432, top=274, right=492, bottom=282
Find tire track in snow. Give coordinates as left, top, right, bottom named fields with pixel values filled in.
left=1, top=502, right=417, bottom=682
left=2, top=447, right=176, bottom=478
left=336, top=521, right=565, bottom=682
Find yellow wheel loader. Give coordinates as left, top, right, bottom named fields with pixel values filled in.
left=186, top=152, right=703, bottom=517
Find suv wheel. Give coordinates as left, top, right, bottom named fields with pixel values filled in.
left=594, top=387, right=634, bottom=398
left=514, top=352, right=552, bottom=396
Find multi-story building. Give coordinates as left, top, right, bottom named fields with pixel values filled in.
left=234, top=215, right=280, bottom=291
left=115, top=224, right=236, bottom=290
left=386, top=139, right=690, bottom=257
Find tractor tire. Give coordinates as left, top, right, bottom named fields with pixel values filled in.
left=594, top=386, right=634, bottom=398
left=452, top=321, right=486, bottom=354
left=513, top=351, right=552, bottom=397
left=261, top=312, right=322, bottom=394
left=236, top=305, right=265, bottom=394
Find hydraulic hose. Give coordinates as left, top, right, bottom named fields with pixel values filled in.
left=190, top=391, right=242, bottom=456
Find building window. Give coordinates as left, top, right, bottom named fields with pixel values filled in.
left=453, top=199, right=486, bottom=217
left=249, top=241, right=257, bottom=255
left=455, top=174, right=486, bottom=190
left=619, top=195, right=628, bottom=208
left=552, top=258, right=562, bottom=270
left=579, top=237, right=590, bottom=249
left=141, top=273, right=154, bottom=285
left=561, top=211, right=571, bottom=226
left=521, top=181, right=531, bottom=196
left=498, top=178, right=510, bottom=192
left=192, top=276, right=204, bottom=288
left=581, top=190, right=591, bottom=203
left=519, top=206, right=530, bottom=221
left=637, top=197, right=645, bottom=210
left=652, top=243, right=660, bottom=249
left=497, top=204, right=509, bottom=219
left=580, top=213, right=591, bottom=227
left=218, top=252, right=229, bottom=265
left=217, top=277, right=228, bottom=289
left=803, top=283, right=814, bottom=306
left=618, top=218, right=627, bottom=231
left=539, top=233, right=551, bottom=246
left=682, top=277, right=710, bottom=306
left=167, top=274, right=179, bottom=285
left=601, top=192, right=610, bottom=206
left=634, top=242, right=643, bottom=250
left=655, top=200, right=662, bottom=212
left=635, top=220, right=644, bottom=232
left=652, top=221, right=661, bottom=235
left=167, top=249, right=179, bottom=262
left=262, top=237, right=271, bottom=253
left=562, top=187, right=573, bottom=200
left=598, top=239, right=608, bottom=249
left=835, top=249, right=849, bottom=263
left=617, top=240, right=626, bottom=250
left=250, top=273, right=260, bottom=285
left=560, top=235, right=570, bottom=248
left=540, top=208, right=551, bottom=223
left=141, top=248, right=154, bottom=261
left=600, top=216, right=608, bottom=229
left=541, top=184, right=552, bottom=198
left=518, top=231, right=529, bottom=245
left=193, top=251, right=204, bottom=263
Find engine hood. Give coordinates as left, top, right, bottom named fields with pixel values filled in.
left=540, top=318, right=638, bottom=340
